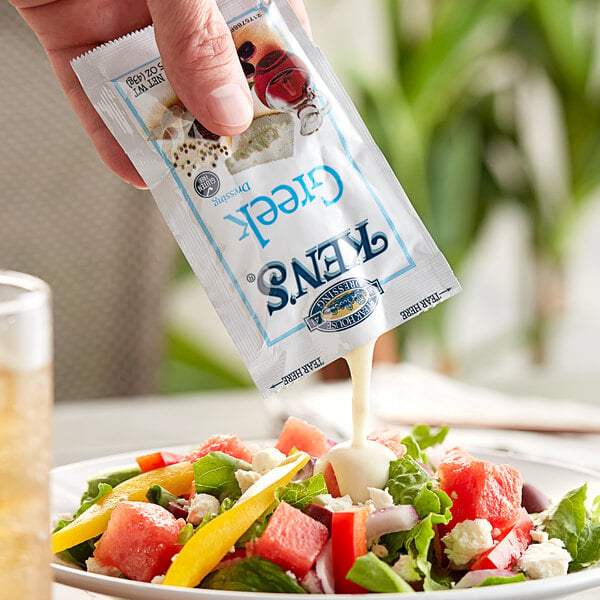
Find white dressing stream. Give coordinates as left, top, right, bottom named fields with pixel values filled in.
left=317, top=340, right=396, bottom=503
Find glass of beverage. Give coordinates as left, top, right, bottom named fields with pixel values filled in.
left=0, top=270, right=53, bottom=599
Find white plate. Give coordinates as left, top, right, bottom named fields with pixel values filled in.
left=52, top=446, right=600, bottom=600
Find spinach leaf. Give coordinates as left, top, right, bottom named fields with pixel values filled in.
left=201, top=556, right=306, bottom=593
left=146, top=484, right=178, bottom=508
left=543, top=484, right=600, bottom=571
left=347, top=552, right=415, bottom=593
left=477, top=573, right=527, bottom=586
left=193, top=451, right=251, bottom=501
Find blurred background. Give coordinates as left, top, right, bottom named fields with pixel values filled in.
left=2, top=0, right=600, bottom=403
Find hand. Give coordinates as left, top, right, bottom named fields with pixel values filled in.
left=11, top=0, right=310, bottom=188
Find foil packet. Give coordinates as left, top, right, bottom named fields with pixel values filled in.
left=71, top=0, right=460, bottom=396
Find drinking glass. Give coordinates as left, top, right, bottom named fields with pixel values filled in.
left=0, top=270, right=53, bottom=599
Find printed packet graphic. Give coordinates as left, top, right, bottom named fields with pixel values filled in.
left=71, top=0, right=460, bottom=396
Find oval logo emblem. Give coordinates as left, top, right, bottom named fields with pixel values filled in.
left=304, top=278, right=383, bottom=332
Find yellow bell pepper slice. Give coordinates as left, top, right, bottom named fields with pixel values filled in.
left=52, top=461, right=194, bottom=554
left=163, top=451, right=310, bottom=588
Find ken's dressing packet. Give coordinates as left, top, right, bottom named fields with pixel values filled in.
left=72, top=0, right=460, bottom=396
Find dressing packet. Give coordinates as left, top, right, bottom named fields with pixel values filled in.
left=71, top=0, right=460, bottom=396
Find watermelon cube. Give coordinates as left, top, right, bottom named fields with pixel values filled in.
left=93, top=501, right=184, bottom=582
left=185, top=433, right=253, bottom=463
left=250, top=500, right=329, bottom=578
left=275, top=417, right=331, bottom=458
left=438, top=447, right=523, bottom=531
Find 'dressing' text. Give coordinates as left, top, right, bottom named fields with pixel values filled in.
left=223, top=164, right=343, bottom=249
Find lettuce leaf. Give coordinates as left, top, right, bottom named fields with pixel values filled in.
left=83, top=466, right=140, bottom=501
left=275, top=473, right=328, bottom=509
left=53, top=482, right=113, bottom=568
left=193, top=451, right=251, bottom=501
left=386, top=455, right=451, bottom=522
left=410, top=424, right=449, bottom=451
left=146, top=484, right=178, bottom=508
left=477, top=573, right=526, bottom=586
left=543, top=484, right=600, bottom=571
left=347, top=552, right=414, bottom=593
left=201, top=556, right=306, bottom=593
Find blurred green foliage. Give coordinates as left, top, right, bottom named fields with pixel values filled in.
left=351, top=0, right=600, bottom=365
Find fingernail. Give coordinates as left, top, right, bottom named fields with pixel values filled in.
left=206, top=83, right=253, bottom=128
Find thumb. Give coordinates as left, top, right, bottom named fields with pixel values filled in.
left=147, top=0, right=254, bottom=136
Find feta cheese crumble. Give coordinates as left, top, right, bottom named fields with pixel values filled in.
left=235, top=469, right=261, bottom=494
left=311, top=493, right=353, bottom=512
left=442, top=519, right=495, bottom=568
left=368, top=487, right=394, bottom=510
left=252, top=447, right=286, bottom=475
left=188, top=493, right=220, bottom=525
left=85, top=557, right=122, bottom=577
left=518, top=538, right=572, bottom=579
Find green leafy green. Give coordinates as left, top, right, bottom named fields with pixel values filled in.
left=83, top=466, right=140, bottom=501
left=405, top=515, right=450, bottom=591
left=386, top=454, right=451, bottom=520
left=476, top=573, right=527, bottom=586
left=201, top=556, right=306, bottom=593
left=413, top=484, right=452, bottom=525
left=543, top=484, right=600, bottom=571
left=347, top=552, right=415, bottom=593
left=177, top=522, right=195, bottom=545
left=73, top=482, right=113, bottom=520
left=53, top=482, right=114, bottom=568
left=275, top=473, right=328, bottom=509
left=193, top=451, right=251, bottom=501
left=146, top=484, right=178, bottom=508
left=410, top=424, right=449, bottom=451
left=235, top=508, right=273, bottom=547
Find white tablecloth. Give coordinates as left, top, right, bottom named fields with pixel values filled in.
left=52, top=380, right=600, bottom=599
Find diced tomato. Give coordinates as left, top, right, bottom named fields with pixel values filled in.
left=331, top=506, right=370, bottom=594
left=250, top=501, right=329, bottom=579
left=438, top=447, right=523, bottom=531
left=185, top=434, right=253, bottom=463
left=471, top=509, right=533, bottom=570
left=135, top=450, right=184, bottom=473
left=322, top=462, right=341, bottom=497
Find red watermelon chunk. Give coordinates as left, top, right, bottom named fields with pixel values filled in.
left=185, top=434, right=253, bottom=463
left=249, top=500, right=329, bottom=578
left=93, top=501, right=184, bottom=582
left=275, top=416, right=331, bottom=458
left=367, top=428, right=406, bottom=458
left=438, top=447, right=522, bottom=532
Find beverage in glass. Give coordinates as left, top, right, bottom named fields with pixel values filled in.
left=0, top=270, right=53, bottom=599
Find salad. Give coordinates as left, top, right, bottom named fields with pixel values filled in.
left=52, top=417, right=600, bottom=593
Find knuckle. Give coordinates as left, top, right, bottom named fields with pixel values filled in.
left=179, top=20, right=236, bottom=74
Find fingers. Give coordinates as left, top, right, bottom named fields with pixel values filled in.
left=147, top=0, right=254, bottom=137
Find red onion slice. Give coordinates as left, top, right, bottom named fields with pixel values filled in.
left=455, top=569, right=521, bottom=589
left=366, top=505, right=420, bottom=544
left=314, top=539, right=335, bottom=595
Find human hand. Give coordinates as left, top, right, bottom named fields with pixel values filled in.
left=11, top=0, right=310, bottom=188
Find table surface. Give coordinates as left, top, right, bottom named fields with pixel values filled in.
left=52, top=388, right=600, bottom=600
